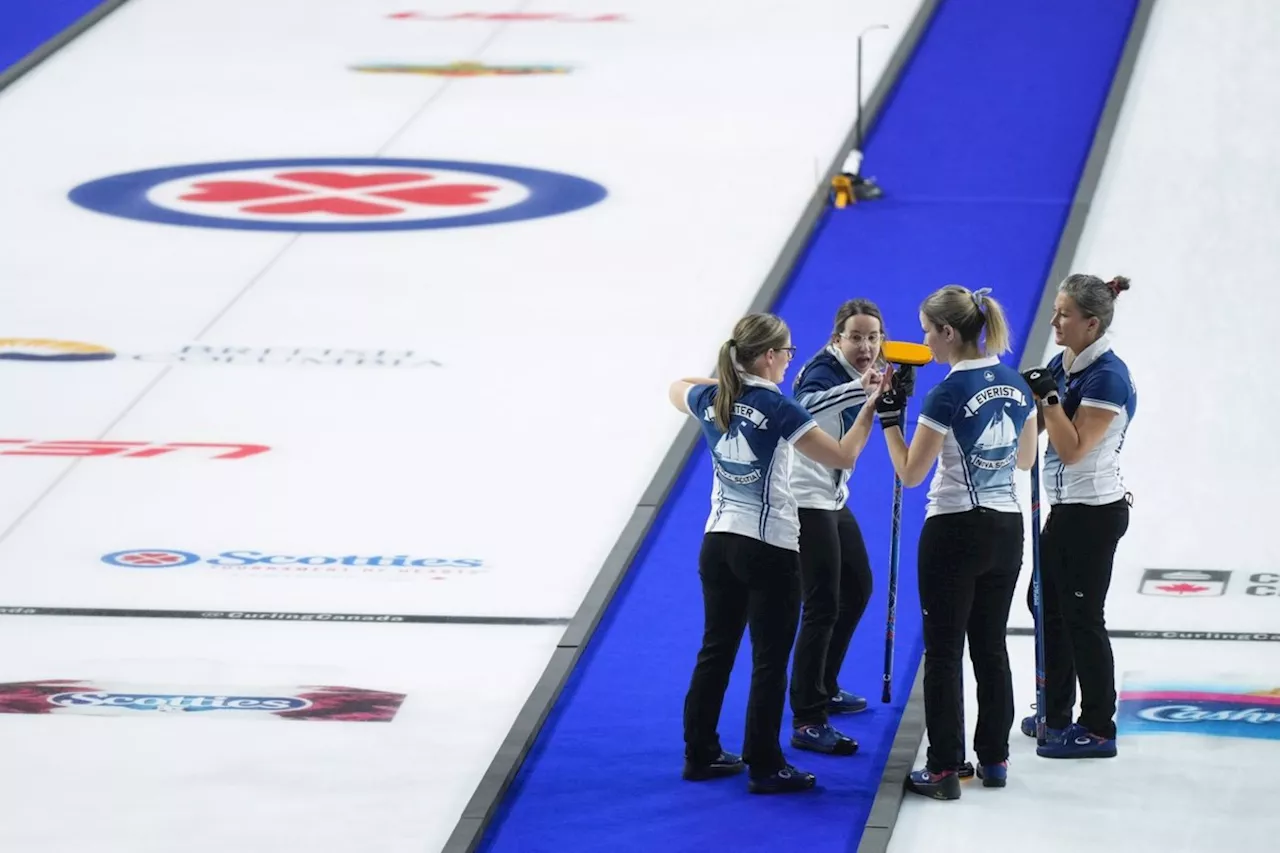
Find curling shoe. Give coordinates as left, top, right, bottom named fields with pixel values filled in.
left=828, top=689, right=869, bottom=714
left=1036, top=724, right=1117, bottom=759
left=748, top=765, right=817, bottom=794
left=682, top=750, right=745, bottom=781
left=976, top=761, right=1008, bottom=787
left=905, top=767, right=961, bottom=800
left=791, top=723, right=858, bottom=755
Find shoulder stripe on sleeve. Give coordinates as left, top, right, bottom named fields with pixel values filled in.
left=787, top=419, right=819, bottom=444
left=797, top=380, right=865, bottom=411
left=917, top=414, right=949, bottom=435
left=1080, top=398, right=1123, bottom=415
left=805, top=387, right=867, bottom=417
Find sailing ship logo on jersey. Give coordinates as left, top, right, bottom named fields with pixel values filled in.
left=715, top=429, right=758, bottom=465
left=968, top=405, right=1019, bottom=483
left=713, top=427, right=762, bottom=485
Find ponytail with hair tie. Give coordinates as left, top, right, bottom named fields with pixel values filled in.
left=919, top=284, right=1012, bottom=356
left=712, top=312, right=793, bottom=432
left=1105, top=276, right=1131, bottom=297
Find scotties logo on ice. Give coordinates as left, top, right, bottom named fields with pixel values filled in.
left=101, top=549, right=485, bottom=580
left=49, top=692, right=310, bottom=712
left=1119, top=675, right=1280, bottom=742
left=68, top=157, right=607, bottom=233
left=0, top=680, right=406, bottom=722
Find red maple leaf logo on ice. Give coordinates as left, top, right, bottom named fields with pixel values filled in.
left=1155, top=582, right=1210, bottom=595
left=179, top=170, right=499, bottom=217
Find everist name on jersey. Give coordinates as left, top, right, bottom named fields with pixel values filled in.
left=963, top=385, right=1027, bottom=417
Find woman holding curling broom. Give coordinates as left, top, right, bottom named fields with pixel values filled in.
left=875, top=285, right=1037, bottom=800
left=1018, top=274, right=1136, bottom=759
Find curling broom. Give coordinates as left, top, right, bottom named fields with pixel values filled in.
left=878, top=341, right=932, bottom=703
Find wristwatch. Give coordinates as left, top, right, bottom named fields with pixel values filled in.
left=1042, top=390, right=1061, bottom=406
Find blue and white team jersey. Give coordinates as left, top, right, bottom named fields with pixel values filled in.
left=687, top=374, right=819, bottom=551
left=916, top=357, right=1034, bottom=518
left=1043, top=335, right=1136, bottom=506
left=789, top=345, right=869, bottom=510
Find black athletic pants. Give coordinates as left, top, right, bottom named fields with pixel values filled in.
left=1025, top=497, right=1130, bottom=739
left=790, top=507, right=873, bottom=725
left=918, top=507, right=1023, bottom=772
left=683, top=531, right=801, bottom=775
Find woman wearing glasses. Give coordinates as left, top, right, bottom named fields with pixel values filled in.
left=668, top=312, right=889, bottom=794
left=785, top=299, right=886, bottom=757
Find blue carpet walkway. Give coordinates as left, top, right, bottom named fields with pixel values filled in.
left=480, top=0, right=1136, bottom=850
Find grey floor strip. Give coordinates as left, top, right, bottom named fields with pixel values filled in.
left=0, top=605, right=570, bottom=626
left=856, top=2, right=1159, bottom=852
left=438, top=3, right=944, bottom=852
left=856, top=668, right=926, bottom=853
left=0, top=0, right=135, bottom=95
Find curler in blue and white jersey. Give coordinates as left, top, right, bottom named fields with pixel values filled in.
left=687, top=375, right=819, bottom=551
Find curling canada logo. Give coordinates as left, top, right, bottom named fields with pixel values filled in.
left=0, top=680, right=406, bottom=722
left=1137, top=568, right=1280, bottom=598
left=1138, top=569, right=1228, bottom=596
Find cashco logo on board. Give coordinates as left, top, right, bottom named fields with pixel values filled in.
left=0, top=339, right=443, bottom=368
left=0, top=680, right=406, bottom=722
left=68, top=158, right=607, bottom=232
left=1119, top=678, right=1280, bottom=743
left=102, top=549, right=486, bottom=579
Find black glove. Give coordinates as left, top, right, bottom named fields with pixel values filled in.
left=891, top=364, right=916, bottom=398
left=876, top=388, right=906, bottom=430
left=1021, top=367, right=1060, bottom=404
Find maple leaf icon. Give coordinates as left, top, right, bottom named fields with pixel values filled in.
left=1155, top=582, right=1210, bottom=595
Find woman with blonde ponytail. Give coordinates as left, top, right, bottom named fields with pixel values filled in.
left=667, top=312, right=889, bottom=795
left=874, top=285, right=1037, bottom=800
